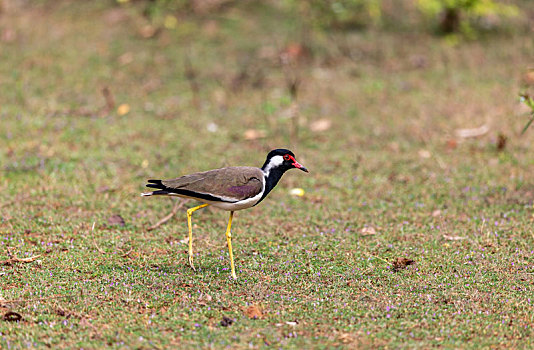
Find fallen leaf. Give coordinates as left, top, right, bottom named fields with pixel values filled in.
left=497, top=133, right=507, bottom=151
left=118, top=52, right=134, bottom=65
left=418, top=149, right=431, bottom=159
left=243, top=129, right=266, bottom=140
left=431, top=210, right=441, bottom=217
left=244, top=304, right=263, bottom=319
left=3, top=311, right=22, bottom=322
left=139, top=25, right=159, bottom=39
left=310, top=119, right=332, bottom=132
left=197, top=293, right=212, bottom=306
left=446, top=139, right=457, bottom=150
left=54, top=307, right=70, bottom=317
left=392, top=257, right=414, bottom=271
left=289, top=188, right=305, bottom=197
left=220, top=316, right=233, bottom=327
left=164, top=15, right=177, bottom=29
left=206, top=122, right=218, bottom=133
left=108, top=215, right=125, bottom=227
left=117, top=104, right=130, bottom=116
left=360, top=227, right=377, bottom=236
left=443, top=234, right=466, bottom=241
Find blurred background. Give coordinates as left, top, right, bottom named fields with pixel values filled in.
left=1, top=0, right=533, bottom=233
left=1, top=0, right=534, bottom=248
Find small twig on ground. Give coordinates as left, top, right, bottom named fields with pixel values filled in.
left=147, top=199, right=185, bottom=231
left=455, top=124, right=489, bottom=138
left=0, top=254, right=41, bottom=266
left=371, top=255, right=390, bottom=265
left=119, top=248, right=134, bottom=258
left=91, top=222, right=105, bottom=254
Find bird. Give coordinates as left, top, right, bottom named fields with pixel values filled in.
left=141, top=149, right=308, bottom=279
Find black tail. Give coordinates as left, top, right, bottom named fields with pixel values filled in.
left=146, top=179, right=165, bottom=190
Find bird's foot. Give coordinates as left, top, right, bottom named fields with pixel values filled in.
left=188, top=255, right=196, bottom=272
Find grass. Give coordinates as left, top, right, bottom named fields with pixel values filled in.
left=1, top=1, right=534, bottom=348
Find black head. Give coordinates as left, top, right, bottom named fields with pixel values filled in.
left=262, top=148, right=308, bottom=174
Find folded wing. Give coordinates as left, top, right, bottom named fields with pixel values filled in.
left=146, top=167, right=264, bottom=202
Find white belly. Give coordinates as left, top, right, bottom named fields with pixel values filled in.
left=163, top=189, right=263, bottom=211
left=209, top=195, right=262, bottom=211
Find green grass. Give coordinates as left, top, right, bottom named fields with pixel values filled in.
left=1, top=1, right=534, bottom=348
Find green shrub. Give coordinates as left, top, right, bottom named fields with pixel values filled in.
left=416, top=0, right=519, bottom=36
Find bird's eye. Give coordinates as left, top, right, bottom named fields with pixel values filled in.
left=283, top=154, right=291, bottom=161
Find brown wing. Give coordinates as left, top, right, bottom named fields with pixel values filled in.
left=161, top=166, right=263, bottom=201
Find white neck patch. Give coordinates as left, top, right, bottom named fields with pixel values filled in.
left=262, top=155, right=284, bottom=177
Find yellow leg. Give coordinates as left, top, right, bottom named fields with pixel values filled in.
left=225, top=211, right=237, bottom=279
left=186, top=203, right=209, bottom=271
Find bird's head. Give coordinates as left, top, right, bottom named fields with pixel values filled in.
left=262, top=149, right=308, bottom=175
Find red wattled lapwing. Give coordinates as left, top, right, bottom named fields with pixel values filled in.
left=141, top=149, right=308, bottom=279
